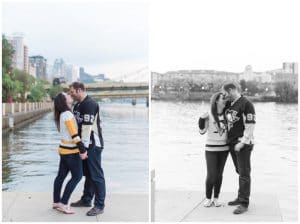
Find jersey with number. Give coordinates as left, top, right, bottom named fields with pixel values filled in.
left=73, top=95, right=104, bottom=149
left=225, top=96, right=255, bottom=144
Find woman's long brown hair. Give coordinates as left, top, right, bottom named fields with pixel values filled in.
left=210, top=92, right=225, bottom=129
left=54, top=93, right=70, bottom=131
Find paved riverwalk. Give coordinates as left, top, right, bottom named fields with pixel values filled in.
left=155, top=190, right=283, bottom=222
left=3, top=192, right=148, bottom=222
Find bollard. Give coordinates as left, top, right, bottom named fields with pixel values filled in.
left=151, top=169, right=155, bottom=222
left=146, top=97, right=149, bottom=107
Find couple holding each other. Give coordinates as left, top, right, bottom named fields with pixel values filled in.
left=199, top=81, right=256, bottom=215
left=52, top=82, right=106, bottom=216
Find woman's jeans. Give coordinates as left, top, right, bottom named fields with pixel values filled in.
left=53, top=153, right=83, bottom=205
left=205, top=150, right=229, bottom=199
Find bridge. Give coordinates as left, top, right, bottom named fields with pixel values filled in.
left=45, top=82, right=148, bottom=91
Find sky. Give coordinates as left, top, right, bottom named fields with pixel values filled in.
left=2, top=0, right=148, bottom=80
left=2, top=0, right=300, bottom=78
left=149, top=0, right=300, bottom=73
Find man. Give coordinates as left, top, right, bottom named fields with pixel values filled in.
left=222, top=82, right=255, bottom=215
left=69, top=82, right=106, bottom=216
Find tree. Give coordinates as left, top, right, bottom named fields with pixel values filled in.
left=275, top=81, right=298, bottom=102
left=240, top=79, right=246, bottom=92
left=245, top=80, right=260, bottom=96
left=49, top=85, right=63, bottom=100
left=2, top=35, right=14, bottom=75
left=14, top=69, right=35, bottom=102
left=28, top=80, right=47, bottom=102
left=2, top=73, right=23, bottom=101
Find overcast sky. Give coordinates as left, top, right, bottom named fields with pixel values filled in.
left=149, top=0, right=300, bottom=73
left=3, top=0, right=300, bottom=77
left=2, top=0, right=148, bottom=79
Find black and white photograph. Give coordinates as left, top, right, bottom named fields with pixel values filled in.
left=150, top=0, right=298, bottom=222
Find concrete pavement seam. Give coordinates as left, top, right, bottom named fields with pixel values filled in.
left=179, top=197, right=206, bottom=222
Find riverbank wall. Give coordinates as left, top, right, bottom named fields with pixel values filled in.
left=2, top=102, right=53, bottom=133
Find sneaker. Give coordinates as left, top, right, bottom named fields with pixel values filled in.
left=86, top=206, right=104, bottom=216
left=213, top=198, right=222, bottom=207
left=52, top=202, right=60, bottom=209
left=56, top=203, right=75, bottom=214
left=203, top=198, right=213, bottom=207
left=70, top=199, right=91, bottom=207
left=228, top=198, right=241, bottom=206
left=233, top=205, right=248, bottom=214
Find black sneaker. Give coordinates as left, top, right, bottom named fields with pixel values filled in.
left=233, top=205, right=248, bottom=214
left=228, top=198, right=241, bottom=206
left=86, top=206, right=104, bottom=216
left=70, top=199, right=91, bottom=207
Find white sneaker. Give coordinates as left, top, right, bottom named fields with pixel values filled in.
left=203, top=198, right=213, bottom=207
left=56, top=203, right=75, bottom=214
left=213, top=198, right=222, bottom=207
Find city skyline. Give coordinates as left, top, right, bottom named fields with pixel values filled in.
left=2, top=1, right=148, bottom=80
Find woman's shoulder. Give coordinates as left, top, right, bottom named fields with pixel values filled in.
left=60, top=110, right=74, bottom=120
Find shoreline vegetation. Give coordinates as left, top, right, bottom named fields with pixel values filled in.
left=151, top=91, right=297, bottom=103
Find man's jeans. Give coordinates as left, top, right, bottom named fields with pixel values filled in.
left=81, top=146, right=106, bottom=209
left=230, top=142, right=253, bottom=208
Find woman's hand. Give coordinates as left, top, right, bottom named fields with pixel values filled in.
left=80, top=151, right=88, bottom=160
left=200, top=112, right=209, bottom=119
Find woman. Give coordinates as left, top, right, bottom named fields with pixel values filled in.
left=199, top=92, right=229, bottom=207
left=52, top=92, right=87, bottom=214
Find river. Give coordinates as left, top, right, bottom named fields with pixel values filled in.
left=151, top=100, right=297, bottom=220
left=2, top=100, right=149, bottom=193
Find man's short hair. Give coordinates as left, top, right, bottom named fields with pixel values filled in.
left=69, top=82, right=85, bottom=91
left=222, top=81, right=241, bottom=92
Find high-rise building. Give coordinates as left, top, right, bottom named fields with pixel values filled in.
left=283, top=62, right=298, bottom=74
left=8, top=33, right=25, bottom=71
left=29, top=56, right=47, bottom=80
left=28, top=63, right=36, bottom=78
left=52, top=58, right=66, bottom=78
left=65, top=64, right=80, bottom=83
left=24, top=45, right=29, bottom=73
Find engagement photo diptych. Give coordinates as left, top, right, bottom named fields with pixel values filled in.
left=2, top=0, right=299, bottom=222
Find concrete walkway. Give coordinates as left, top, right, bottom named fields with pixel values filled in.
left=2, top=192, right=148, bottom=222
left=155, top=190, right=283, bottom=222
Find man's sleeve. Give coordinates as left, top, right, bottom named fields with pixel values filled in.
left=240, top=101, right=255, bottom=144
left=81, top=102, right=96, bottom=148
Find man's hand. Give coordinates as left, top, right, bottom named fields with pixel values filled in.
left=234, top=142, right=244, bottom=152
left=80, top=151, right=88, bottom=160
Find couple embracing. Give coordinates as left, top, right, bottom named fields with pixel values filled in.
left=199, top=81, right=256, bottom=215
left=51, top=82, right=105, bottom=216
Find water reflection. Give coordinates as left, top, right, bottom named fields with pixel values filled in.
left=2, top=101, right=149, bottom=193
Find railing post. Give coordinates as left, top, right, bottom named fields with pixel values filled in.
left=2, top=103, right=6, bottom=116
left=11, top=103, right=15, bottom=114
left=151, top=169, right=155, bottom=222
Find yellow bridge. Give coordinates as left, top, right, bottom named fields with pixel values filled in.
left=45, top=82, right=149, bottom=98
